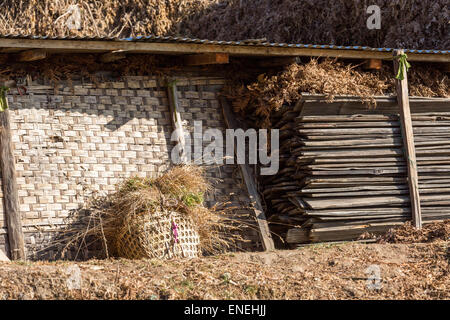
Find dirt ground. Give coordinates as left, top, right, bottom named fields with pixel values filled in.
left=0, top=241, right=448, bottom=300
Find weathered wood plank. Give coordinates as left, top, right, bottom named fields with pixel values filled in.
left=220, top=98, right=275, bottom=251
left=286, top=228, right=309, bottom=244
left=1, top=38, right=447, bottom=62
left=166, top=78, right=187, bottom=164
left=301, top=185, right=408, bottom=193
left=394, top=49, right=422, bottom=229
left=266, top=94, right=450, bottom=244
left=0, top=110, right=25, bottom=260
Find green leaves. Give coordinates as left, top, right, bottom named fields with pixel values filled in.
left=182, top=192, right=204, bottom=207
left=0, top=86, right=10, bottom=112
left=395, top=54, right=411, bottom=81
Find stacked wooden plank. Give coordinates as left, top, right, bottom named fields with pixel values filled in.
left=264, top=96, right=450, bottom=245
left=263, top=108, right=307, bottom=243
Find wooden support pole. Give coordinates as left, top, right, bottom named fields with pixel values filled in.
left=393, top=49, right=422, bottom=229
left=184, top=53, right=229, bottom=66
left=0, top=110, right=25, bottom=260
left=220, top=98, right=275, bottom=251
left=16, top=49, right=47, bottom=62
left=166, top=78, right=187, bottom=164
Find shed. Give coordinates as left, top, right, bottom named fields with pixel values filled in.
left=0, top=35, right=448, bottom=259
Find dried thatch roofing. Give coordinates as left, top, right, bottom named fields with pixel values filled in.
left=0, top=0, right=448, bottom=51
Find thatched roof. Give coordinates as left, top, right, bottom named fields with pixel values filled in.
left=0, top=0, right=448, bottom=50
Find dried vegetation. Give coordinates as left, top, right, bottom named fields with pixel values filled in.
left=0, top=242, right=448, bottom=299
left=0, top=1, right=447, bottom=50
left=178, top=0, right=449, bottom=50
left=225, top=59, right=450, bottom=128
left=0, top=53, right=178, bottom=87
left=378, top=220, right=450, bottom=244
left=52, top=166, right=243, bottom=260
left=0, top=0, right=214, bottom=39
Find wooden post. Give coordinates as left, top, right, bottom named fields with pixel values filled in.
left=0, top=110, right=25, bottom=259
left=166, top=78, right=187, bottom=164
left=220, top=98, right=275, bottom=251
left=393, top=49, right=422, bottom=229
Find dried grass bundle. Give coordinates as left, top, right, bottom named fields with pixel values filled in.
left=225, top=59, right=449, bottom=128
left=178, top=0, right=449, bottom=50
left=56, top=165, right=242, bottom=259
left=0, top=53, right=175, bottom=87
left=0, top=1, right=447, bottom=50
left=0, top=0, right=216, bottom=39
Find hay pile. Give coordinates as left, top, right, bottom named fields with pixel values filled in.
left=226, top=59, right=450, bottom=128
left=0, top=1, right=447, bottom=50
left=0, top=53, right=178, bottom=87
left=0, top=0, right=214, bottom=39
left=58, top=166, right=241, bottom=260
left=179, top=0, right=449, bottom=50
left=377, top=220, right=450, bottom=244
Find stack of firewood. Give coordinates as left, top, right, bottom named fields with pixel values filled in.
left=264, top=107, right=450, bottom=244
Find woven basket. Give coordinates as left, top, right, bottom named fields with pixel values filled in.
left=114, top=210, right=200, bottom=259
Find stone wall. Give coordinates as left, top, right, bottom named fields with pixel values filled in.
left=0, top=74, right=260, bottom=259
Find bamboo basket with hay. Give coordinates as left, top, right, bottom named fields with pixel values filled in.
left=57, top=165, right=241, bottom=260
left=114, top=209, right=201, bottom=259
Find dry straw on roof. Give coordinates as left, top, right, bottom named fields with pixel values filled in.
left=0, top=1, right=447, bottom=50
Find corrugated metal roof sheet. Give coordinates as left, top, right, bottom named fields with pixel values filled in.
left=1, top=33, right=448, bottom=55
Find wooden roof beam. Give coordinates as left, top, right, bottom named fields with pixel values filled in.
left=0, top=38, right=447, bottom=62
left=184, top=53, right=229, bottom=66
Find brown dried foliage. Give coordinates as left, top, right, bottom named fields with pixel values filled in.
left=378, top=220, right=450, bottom=244
left=0, top=1, right=447, bottom=50
left=55, top=165, right=242, bottom=259
left=0, top=0, right=215, bottom=39
left=225, top=59, right=450, bottom=128
left=0, top=242, right=448, bottom=299
left=179, top=0, right=449, bottom=50
left=0, top=54, right=177, bottom=86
